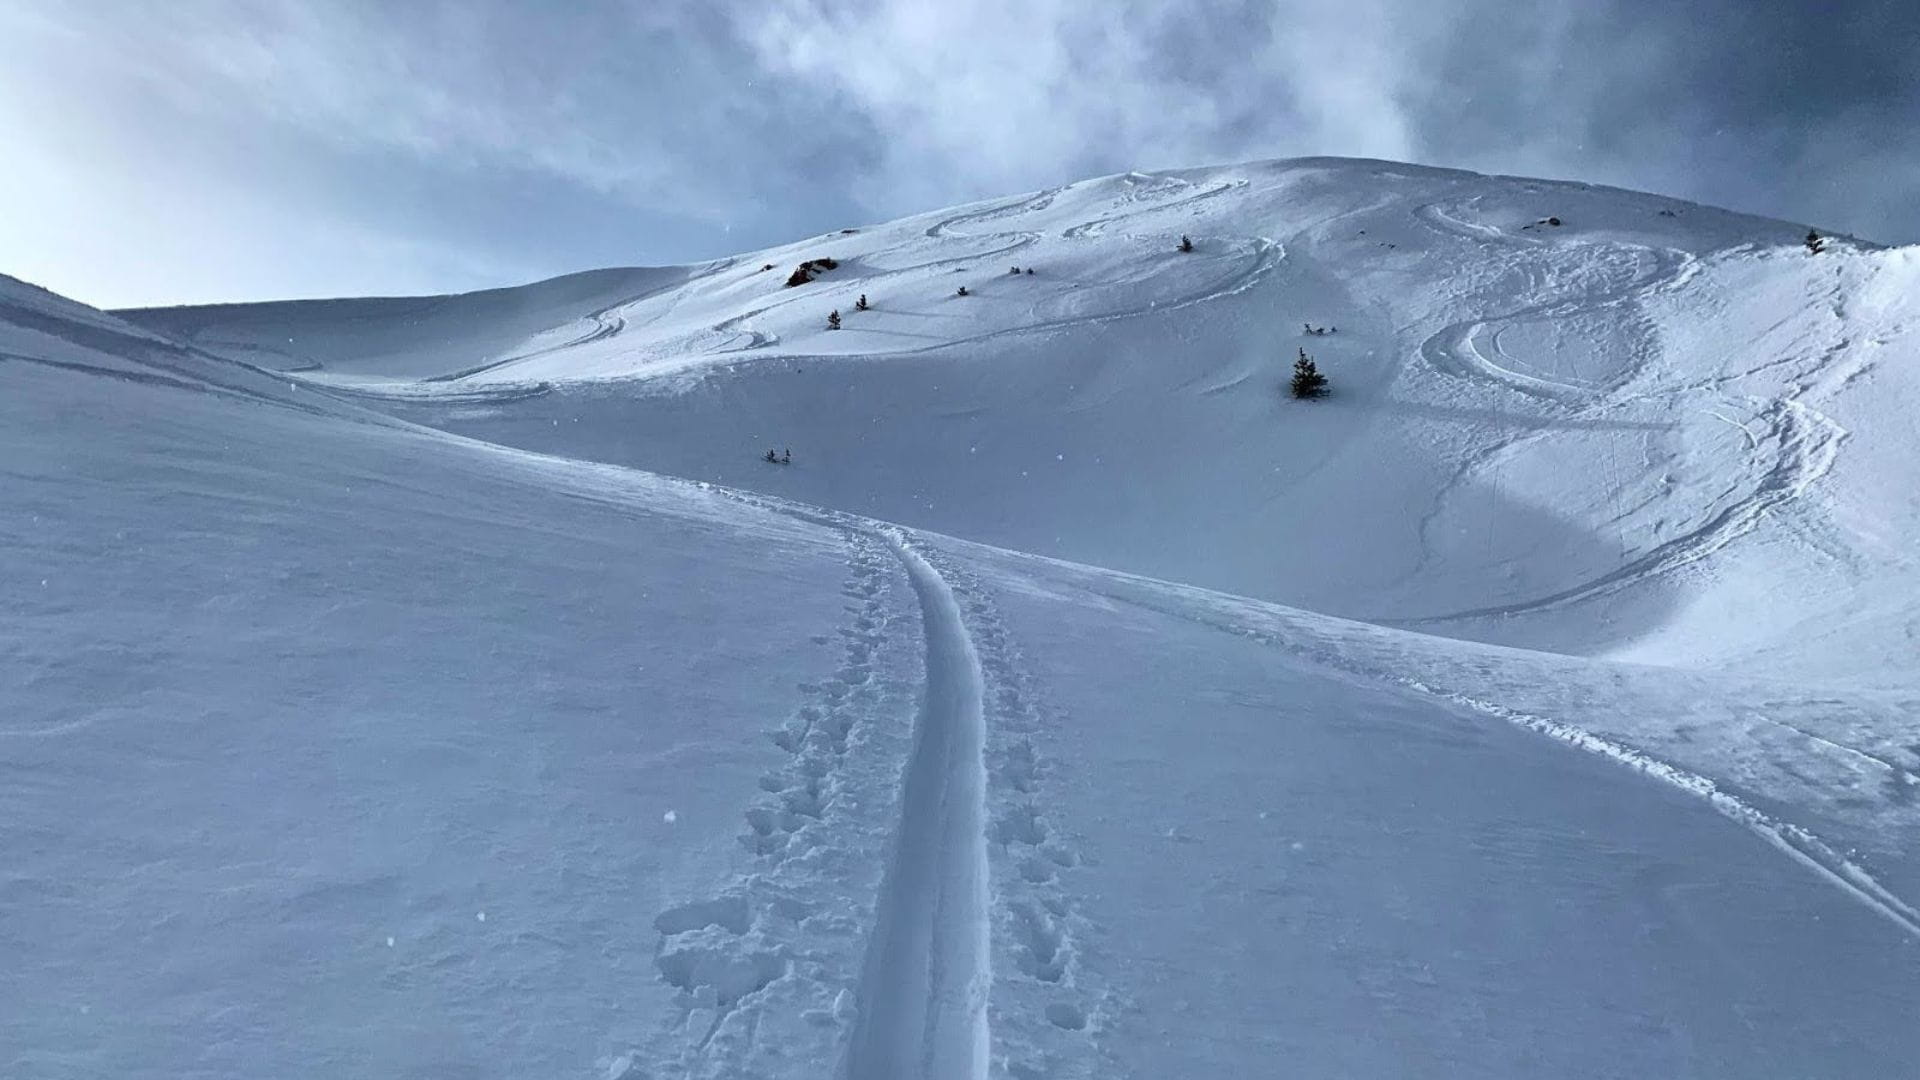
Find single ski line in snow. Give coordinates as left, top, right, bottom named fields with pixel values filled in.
left=1406, top=683, right=1920, bottom=942
left=843, top=531, right=992, bottom=1080
left=1087, top=581, right=1920, bottom=943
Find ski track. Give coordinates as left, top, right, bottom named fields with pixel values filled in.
left=926, top=188, right=1064, bottom=239
left=427, top=260, right=741, bottom=385
left=326, top=178, right=1275, bottom=398
left=607, top=232, right=1283, bottom=387
left=1392, top=193, right=1849, bottom=625
left=1061, top=177, right=1248, bottom=239
left=697, top=486, right=1105, bottom=1078
left=915, top=547, right=1109, bottom=1079
left=1394, top=391, right=1845, bottom=626
left=1417, top=241, right=1688, bottom=401
left=1092, top=581, right=1920, bottom=943
left=842, top=532, right=991, bottom=1080
left=424, top=310, right=627, bottom=383
left=641, top=521, right=912, bottom=1076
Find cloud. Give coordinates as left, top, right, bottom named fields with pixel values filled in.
left=734, top=0, right=1433, bottom=211
left=2, top=0, right=1915, bottom=306
left=738, top=0, right=1920, bottom=243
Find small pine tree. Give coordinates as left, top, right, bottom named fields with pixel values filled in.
left=855, top=294, right=869, bottom=311
left=1805, top=228, right=1825, bottom=254
left=1290, top=348, right=1328, bottom=399
left=957, top=285, right=969, bottom=297
left=827, top=310, right=841, bottom=330
left=1179, top=234, right=1194, bottom=253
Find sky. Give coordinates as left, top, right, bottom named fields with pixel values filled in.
left=3, top=0, right=1916, bottom=309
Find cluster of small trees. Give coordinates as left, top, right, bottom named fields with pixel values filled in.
left=821, top=267, right=1048, bottom=326
left=822, top=268, right=1044, bottom=325
left=826, top=294, right=871, bottom=329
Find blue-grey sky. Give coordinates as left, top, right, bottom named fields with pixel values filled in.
left=4, top=0, right=1915, bottom=308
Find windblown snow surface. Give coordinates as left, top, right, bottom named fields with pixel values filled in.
left=9, top=158, right=1920, bottom=1079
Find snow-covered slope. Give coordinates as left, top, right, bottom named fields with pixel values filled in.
left=123, top=158, right=1920, bottom=679
left=9, top=156, right=1920, bottom=1078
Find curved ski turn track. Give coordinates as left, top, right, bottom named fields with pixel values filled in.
left=844, top=532, right=992, bottom=1080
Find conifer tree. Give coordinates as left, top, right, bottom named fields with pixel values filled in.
left=1290, top=348, right=1328, bottom=399
left=1805, top=228, right=1826, bottom=254
left=1179, top=234, right=1195, bottom=253
left=827, top=310, right=841, bottom=330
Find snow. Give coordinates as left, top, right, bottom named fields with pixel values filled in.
left=8, top=156, right=1920, bottom=1077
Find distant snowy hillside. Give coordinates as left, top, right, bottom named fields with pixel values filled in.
left=124, top=158, right=1920, bottom=680
left=7, top=157, right=1920, bottom=1079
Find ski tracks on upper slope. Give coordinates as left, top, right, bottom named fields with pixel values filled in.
left=1393, top=194, right=1860, bottom=626
left=1061, top=176, right=1249, bottom=240
left=926, top=188, right=1065, bottom=239
left=1397, top=396, right=1845, bottom=624
left=1416, top=236, right=1690, bottom=402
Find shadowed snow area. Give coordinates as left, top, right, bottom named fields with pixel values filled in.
left=8, top=157, right=1920, bottom=1078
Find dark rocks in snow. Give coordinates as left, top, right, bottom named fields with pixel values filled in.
left=784, top=257, right=841, bottom=288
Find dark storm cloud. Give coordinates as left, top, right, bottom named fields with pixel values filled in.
left=1398, top=0, right=1920, bottom=243
left=2, top=0, right=1914, bottom=307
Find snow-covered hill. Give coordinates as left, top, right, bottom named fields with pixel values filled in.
left=9, top=157, right=1920, bottom=1078
left=124, top=158, right=1920, bottom=680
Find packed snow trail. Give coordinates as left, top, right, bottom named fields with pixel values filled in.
left=843, top=533, right=991, bottom=1080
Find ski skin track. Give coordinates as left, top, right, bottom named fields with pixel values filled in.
left=842, top=530, right=992, bottom=1080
